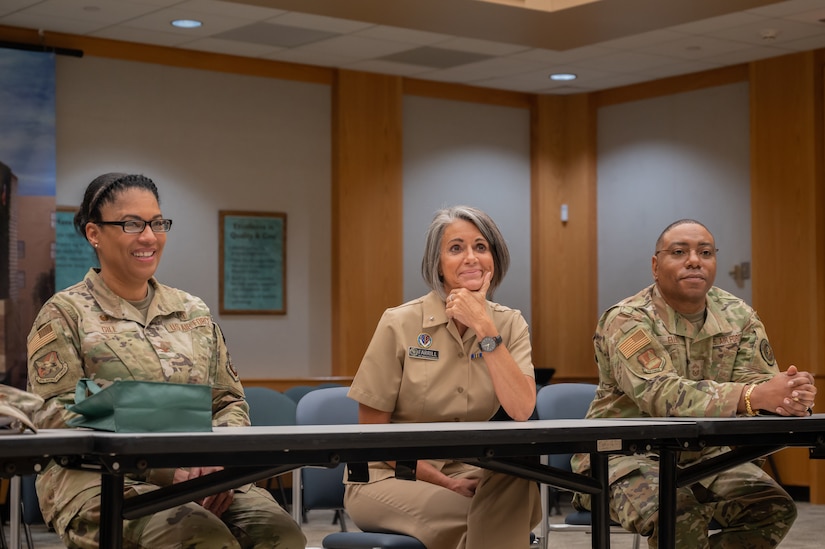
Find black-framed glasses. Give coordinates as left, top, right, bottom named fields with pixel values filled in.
left=95, top=219, right=173, bottom=234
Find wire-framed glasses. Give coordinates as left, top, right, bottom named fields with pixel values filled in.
left=654, top=245, right=717, bottom=259
left=95, top=219, right=173, bottom=233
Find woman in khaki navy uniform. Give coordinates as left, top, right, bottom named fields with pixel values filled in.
left=344, top=205, right=541, bottom=549
left=26, top=173, right=305, bottom=549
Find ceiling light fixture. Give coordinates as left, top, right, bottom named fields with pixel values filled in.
left=549, top=73, right=577, bottom=81
left=171, top=19, right=203, bottom=29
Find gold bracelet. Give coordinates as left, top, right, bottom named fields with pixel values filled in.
left=744, top=384, right=759, bottom=416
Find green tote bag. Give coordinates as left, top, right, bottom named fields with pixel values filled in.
left=66, top=378, right=213, bottom=432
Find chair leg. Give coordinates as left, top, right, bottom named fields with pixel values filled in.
left=22, top=521, right=34, bottom=549
left=632, top=533, right=641, bottom=549
left=334, top=509, right=348, bottom=532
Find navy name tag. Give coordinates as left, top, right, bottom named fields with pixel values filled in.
left=408, top=347, right=439, bottom=361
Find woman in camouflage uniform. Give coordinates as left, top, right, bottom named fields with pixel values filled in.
left=27, top=173, right=305, bottom=549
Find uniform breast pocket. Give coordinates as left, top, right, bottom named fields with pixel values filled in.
left=712, top=342, right=739, bottom=379
left=81, top=321, right=153, bottom=379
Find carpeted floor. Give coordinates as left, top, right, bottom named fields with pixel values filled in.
left=8, top=500, right=825, bottom=548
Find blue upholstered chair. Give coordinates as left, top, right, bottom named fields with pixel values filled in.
left=293, top=387, right=426, bottom=549
left=244, top=386, right=297, bottom=508
left=535, top=383, right=641, bottom=549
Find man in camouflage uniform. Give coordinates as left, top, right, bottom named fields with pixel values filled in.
left=571, top=219, right=816, bottom=548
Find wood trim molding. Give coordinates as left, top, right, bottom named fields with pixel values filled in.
left=593, top=64, right=748, bottom=108
left=404, top=77, right=533, bottom=109
left=0, top=25, right=333, bottom=84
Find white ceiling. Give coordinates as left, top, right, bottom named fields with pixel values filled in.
left=1, top=0, right=824, bottom=94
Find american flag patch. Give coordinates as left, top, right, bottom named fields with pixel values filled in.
left=618, top=328, right=650, bottom=358
left=28, top=324, right=57, bottom=357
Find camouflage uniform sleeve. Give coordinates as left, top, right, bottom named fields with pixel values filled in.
left=210, top=322, right=249, bottom=427
left=731, top=312, right=780, bottom=381
left=26, top=301, right=86, bottom=429
left=600, top=309, right=742, bottom=418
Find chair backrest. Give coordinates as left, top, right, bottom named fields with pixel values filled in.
left=296, top=386, right=357, bottom=424
left=535, top=383, right=597, bottom=470
left=283, top=385, right=316, bottom=403
left=295, top=386, right=355, bottom=509
left=244, top=387, right=297, bottom=426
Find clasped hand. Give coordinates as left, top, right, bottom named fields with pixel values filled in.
left=173, top=466, right=234, bottom=517
left=760, top=365, right=817, bottom=416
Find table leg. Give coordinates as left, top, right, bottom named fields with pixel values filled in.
left=99, top=473, right=124, bottom=549
left=10, top=476, right=20, bottom=549
left=658, top=448, right=677, bottom=548
left=590, top=452, right=610, bottom=549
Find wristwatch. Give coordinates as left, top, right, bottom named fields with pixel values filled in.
left=478, top=335, right=503, bottom=353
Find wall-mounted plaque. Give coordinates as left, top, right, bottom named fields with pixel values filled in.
left=55, top=207, right=98, bottom=291
left=219, top=211, right=286, bottom=315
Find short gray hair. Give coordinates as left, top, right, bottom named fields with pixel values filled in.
left=420, top=205, right=510, bottom=300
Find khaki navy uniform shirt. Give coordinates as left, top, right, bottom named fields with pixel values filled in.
left=572, top=284, right=779, bottom=480
left=347, top=290, right=534, bottom=482
left=26, top=268, right=247, bottom=534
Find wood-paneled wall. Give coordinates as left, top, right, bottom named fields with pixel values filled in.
left=530, top=94, right=599, bottom=380
left=331, top=70, right=404, bottom=377
left=750, top=50, right=825, bottom=501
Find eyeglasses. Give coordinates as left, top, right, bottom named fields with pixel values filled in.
left=95, top=219, right=173, bottom=234
left=655, top=246, right=717, bottom=259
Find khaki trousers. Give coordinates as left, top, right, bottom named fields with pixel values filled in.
left=344, top=462, right=541, bottom=549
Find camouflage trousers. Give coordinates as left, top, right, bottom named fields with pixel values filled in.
left=61, top=484, right=306, bottom=549
left=575, top=456, right=796, bottom=549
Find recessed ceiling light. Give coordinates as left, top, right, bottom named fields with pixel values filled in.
left=549, top=73, right=577, bottom=81
left=171, top=19, right=203, bottom=29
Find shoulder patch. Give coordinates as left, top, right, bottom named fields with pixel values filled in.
left=28, top=323, right=57, bottom=357
left=618, top=328, right=651, bottom=359
left=760, top=339, right=775, bottom=366
left=226, top=358, right=240, bottom=382
left=33, top=351, right=69, bottom=383
left=637, top=349, right=665, bottom=373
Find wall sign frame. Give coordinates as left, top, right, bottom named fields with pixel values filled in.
left=219, top=210, right=286, bottom=315
left=55, top=206, right=98, bottom=291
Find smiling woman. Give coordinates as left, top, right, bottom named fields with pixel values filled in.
left=343, top=205, right=541, bottom=549
left=25, top=173, right=306, bottom=549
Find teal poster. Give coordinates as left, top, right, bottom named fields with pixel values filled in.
left=220, top=212, right=286, bottom=314
left=55, top=209, right=97, bottom=291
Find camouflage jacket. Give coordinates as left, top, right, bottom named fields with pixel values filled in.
left=26, top=268, right=248, bottom=531
left=572, top=284, right=779, bottom=477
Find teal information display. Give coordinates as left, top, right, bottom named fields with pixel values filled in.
left=219, top=211, right=286, bottom=314
left=55, top=209, right=97, bottom=291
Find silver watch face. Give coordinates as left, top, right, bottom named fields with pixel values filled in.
left=480, top=336, right=498, bottom=352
